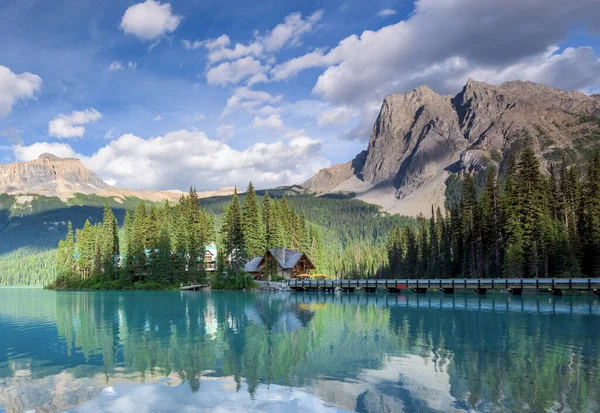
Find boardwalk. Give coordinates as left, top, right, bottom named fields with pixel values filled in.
left=288, top=278, right=600, bottom=295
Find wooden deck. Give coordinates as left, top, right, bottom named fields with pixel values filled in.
left=288, top=278, right=600, bottom=294
left=179, top=284, right=209, bottom=291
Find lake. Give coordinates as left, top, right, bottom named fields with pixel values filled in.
left=1, top=289, right=599, bottom=413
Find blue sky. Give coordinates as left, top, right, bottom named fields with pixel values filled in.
left=1, top=0, right=600, bottom=191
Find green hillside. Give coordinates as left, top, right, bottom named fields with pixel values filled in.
left=0, top=194, right=146, bottom=286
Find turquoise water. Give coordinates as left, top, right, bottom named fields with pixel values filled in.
left=1, top=289, right=599, bottom=412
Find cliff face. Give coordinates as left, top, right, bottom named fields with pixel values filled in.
left=0, top=153, right=236, bottom=202
left=302, top=79, right=600, bottom=216
left=0, top=154, right=109, bottom=195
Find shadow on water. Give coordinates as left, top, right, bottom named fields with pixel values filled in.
left=0, top=289, right=599, bottom=413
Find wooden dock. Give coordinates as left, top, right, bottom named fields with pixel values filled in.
left=287, top=278, right=600, bottom=295
left=179, top=284, right=209, bottom=291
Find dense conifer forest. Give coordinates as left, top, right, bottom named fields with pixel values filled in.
left=387, top=149, right=600, bottom=279
left=52, top=183, right=413, bottom=288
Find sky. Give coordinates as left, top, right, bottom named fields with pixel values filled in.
left=1, top=0, right=600, bottom=191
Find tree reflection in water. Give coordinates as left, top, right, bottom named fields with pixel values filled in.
left=0, top=289, right=599, bottom=412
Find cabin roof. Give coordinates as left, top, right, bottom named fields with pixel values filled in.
left=244, top=257, right=264, bottom=273
left=269, top=248, right=306, bottom=269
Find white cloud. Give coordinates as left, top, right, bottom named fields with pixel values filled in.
left=181, top=39, right=204, bottom=50
left=0, top=65, right=42, bottom=117
left=110, top=61, right=137, bottom=71
left=221, top=87, right=283, bottom=117
left=109, top=61, right=124, bottom=71
left=120, top=0, right=181, bottom=41
left=197, top=11, right=323, bottom=86
left=206, top=57, right=266, bottom=86
left=318, top=106, right=356, bottom=127
left=270, top=49, right=335, bottom=81
left=208, top=42, right=263, bottom=64
left=13, top=142, right=77, bottom=160
left=104, top=128, right=115, bottom=140
left=48, top=108, right=103, bottom=139
left=153, top=115, right=163, bottom=121
left=203, top=35, right=231, bottom=50
left=262, top=10, right=323, bottom=52
left=216, top=124, right=235, bottom=141
left=247, top=72, right=268, bottom=86
left=13, top=130, right=328, bottom=190
left=253, top=114, right=284, bottom=129
left=377, top=9, right=397, bottom=17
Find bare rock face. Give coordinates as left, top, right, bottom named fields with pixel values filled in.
left=0, top=154, right=108, bottom=196
left=302, top=151, right=367, bottom=194
left=302, top=79, right=600, bottom=216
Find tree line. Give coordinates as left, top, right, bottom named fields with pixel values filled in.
left=56, top=188, right=216, bottom=288
left=55, top=182, right=327, bottom=288
left=387, top=149, right=600, bottom=279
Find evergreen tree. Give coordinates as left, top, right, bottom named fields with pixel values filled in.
left=101, top=201, right=118, bottom=279
left=241, top=182, right=265, bottom=259
left=221, top=188, right=245, bottom=273
left=262, top=192, right=283, bottom=249
left=518, top=149, right=551, bottom=277
left=428, top=207, right=439, bottom=278
left=481, top=167, right=501, bottom=278
left=131, top=200, right=148, bottom=280
left=582, top=152, right=600, bottom=276
left=502, top=156, right=524, bottom=278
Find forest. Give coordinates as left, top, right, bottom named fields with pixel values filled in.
left=53, top=183, right=375, bottom=289
left=387, top=149, right=600, bottom=279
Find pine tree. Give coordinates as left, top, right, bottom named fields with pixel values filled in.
left=518, top=149, right=551, bottom=277
left=262, top=192, right=280, bottom=249
left=460, top=174, right=480, bottom=278
left=582, top=152, right=600, bottom=276
left=279, top=196, right=292, bottom=247
left=152, top=225, right=172, bottom=285
left=131, top=200, right=148, bottom=280
left=241, top=182, right=265, bottom=259
left=101, top=201, right=118, bottom=279
left=403, top=226, right=418, bottom=277
left=417, top=214, right=429, bottom=278
left=185, top=188, right=204, bottom=284
left=145, top=205, right=160, bottom=250
left=221, top=188, right=245, bottom=273
left=502, top=156, right=524, bottom=278
left=481, top=167, right=501, bottom=277
left=436, top=208, right=451, bottom=278
left=428, top=207, right=439, bottom=278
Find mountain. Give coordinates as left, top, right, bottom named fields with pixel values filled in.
left=302, top=79, right=600, bottom=216
left=0, top=153, right=236, bottom=202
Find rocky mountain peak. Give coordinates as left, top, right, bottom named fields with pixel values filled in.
left=0, top=155, right=238, bottom=203
left=38, top=153, right=61, bottom=161
left=302, top=79, right=600, bottom=216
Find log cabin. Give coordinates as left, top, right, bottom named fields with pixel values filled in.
left=244, top=247, right=315, bottom=280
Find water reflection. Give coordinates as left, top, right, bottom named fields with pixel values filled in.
left=0, top=289, right=599, bottom=413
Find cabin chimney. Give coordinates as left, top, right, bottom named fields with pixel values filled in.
left=275, top=247, right=286, bottom=265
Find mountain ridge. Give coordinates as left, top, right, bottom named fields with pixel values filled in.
left=0, top=153, right=236, bottom=202
left=302, top=79, right=600, bottom=216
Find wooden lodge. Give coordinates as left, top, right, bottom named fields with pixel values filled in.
left=245, top=247, right=315, bottom=280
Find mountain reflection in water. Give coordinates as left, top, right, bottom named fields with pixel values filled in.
left=0, top=289, right=599, bottom=413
